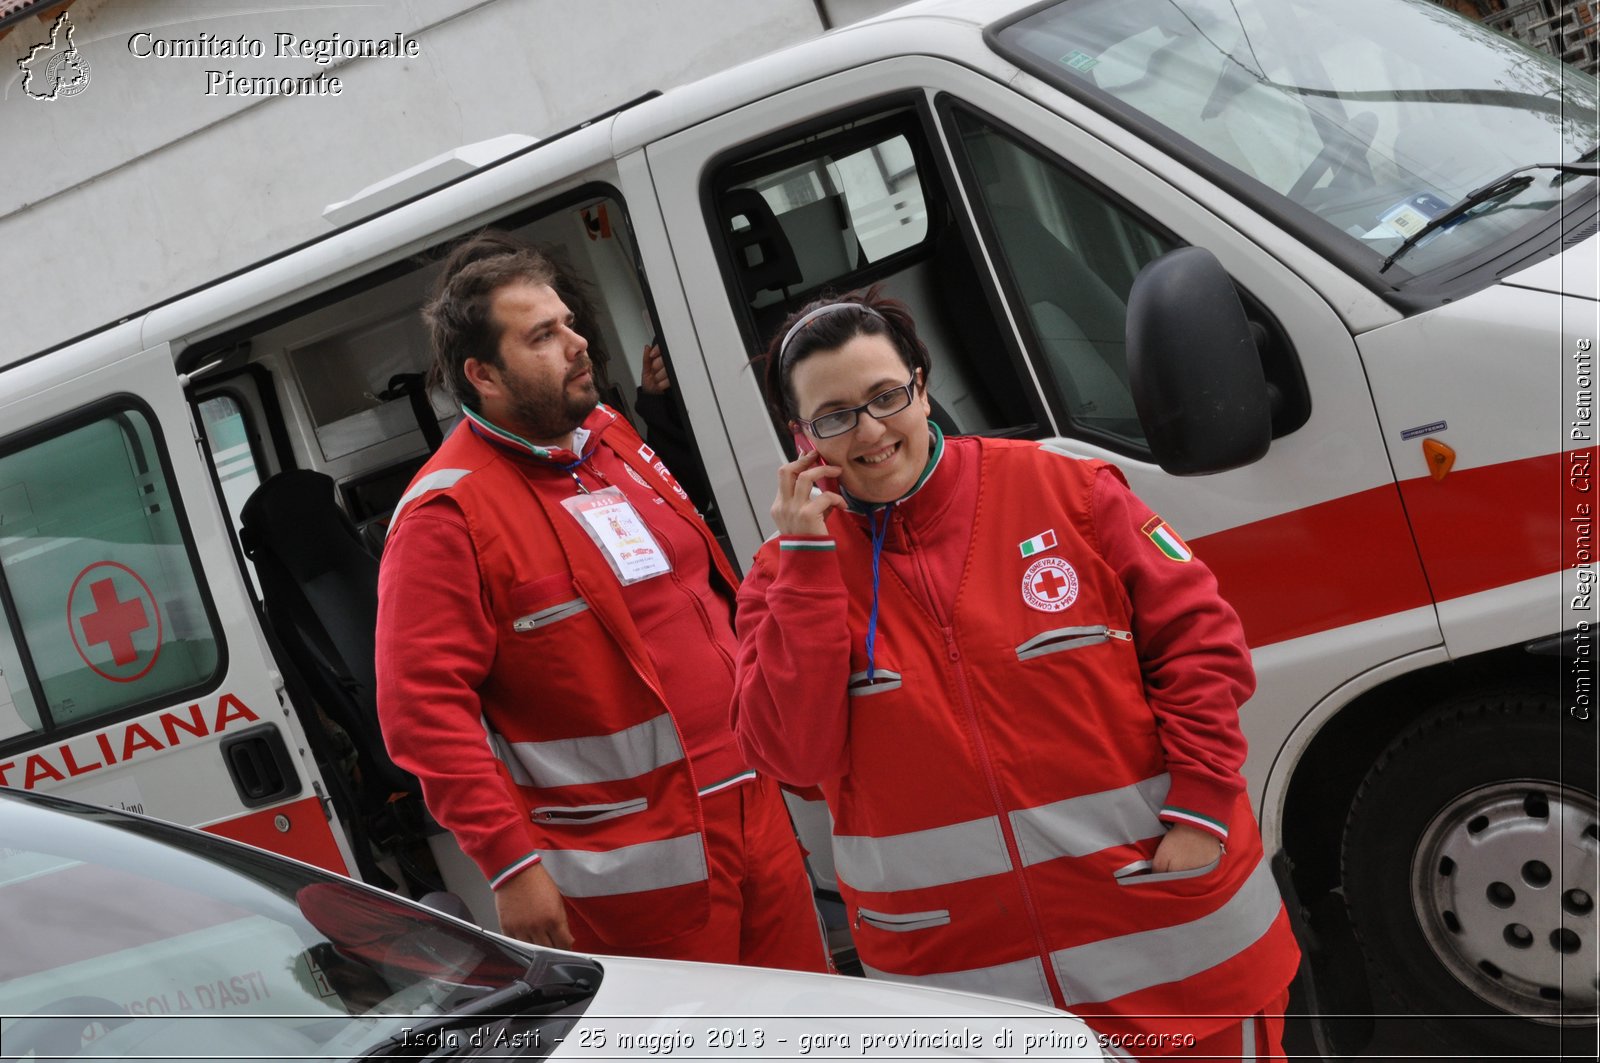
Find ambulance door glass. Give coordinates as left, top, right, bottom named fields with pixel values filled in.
left=946, top=106, right=1180, bottom=451
left=0, top=404, right=220, bottom=740
left=200, top=393, right=265, bottom=524
left=708, top=105, right=1047, bottom=443
left=926, top=79, right=1439, bottom=809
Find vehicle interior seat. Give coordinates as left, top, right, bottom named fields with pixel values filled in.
left=240, top=470, right=419, bottom=814
left=718, top=186, right=967, bottom=438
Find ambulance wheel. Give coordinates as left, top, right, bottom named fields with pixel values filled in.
left=1341, top=694, right=1597, bottom=1056
left=0, top=996, right=128, bottom=1061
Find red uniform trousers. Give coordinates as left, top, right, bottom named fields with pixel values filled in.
left=563, top=775, right=830, bottom=972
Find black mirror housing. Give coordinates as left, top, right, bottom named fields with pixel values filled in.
left=1127, top=246, right=1271, bottom=475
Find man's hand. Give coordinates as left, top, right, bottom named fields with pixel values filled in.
left=494, top=864, right=574, bottom=949
left=1152, top=822, right=1224, bottom=873
left=641, top=343, right=671, bottom=394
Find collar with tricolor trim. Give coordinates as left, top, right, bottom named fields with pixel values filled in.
left=842, top=423, right=945, bottom=514
left=462, top=403, right=614, bottom=465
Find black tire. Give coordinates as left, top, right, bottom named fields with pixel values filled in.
left=1342, top=693, right=1597, bottom=1057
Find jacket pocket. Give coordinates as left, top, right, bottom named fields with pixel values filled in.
left=856, top=906, right=951, bottom=933
left=531, top=797, right=649, bottom=825
left=513, top=597, right=590, bottom=632
left=848, top=669, right=903, bottom=697
left=1015, top=625, right=1131, bottom=662
left=1113, top=855, right=1221, bottom=887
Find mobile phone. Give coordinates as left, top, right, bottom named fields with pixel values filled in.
left=791, top=428, right=838, bottom=495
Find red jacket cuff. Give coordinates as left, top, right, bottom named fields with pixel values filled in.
left=1159, top=772, right=1243, bottom=841
left=486, top=848, right=543, bottom=890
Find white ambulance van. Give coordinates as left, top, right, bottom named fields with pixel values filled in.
left=1, top=0, right=1593, bottom=1053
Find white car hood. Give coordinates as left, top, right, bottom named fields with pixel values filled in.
left=560, top=954, right=1106, bottom=1059
left=1499, top=233, right=1599, bottom=300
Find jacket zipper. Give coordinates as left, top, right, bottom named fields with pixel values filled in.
left=944, top=624, right=1069, bottom=1009
left=903, top=522, right=1068, bottom=1008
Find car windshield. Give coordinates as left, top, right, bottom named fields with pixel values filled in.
left=992, top=0, right=1599, bottom=278
left=0, top=791, right=593, bottom=1061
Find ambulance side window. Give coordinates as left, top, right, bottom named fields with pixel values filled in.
left=199, top=393, right=266, bottom=539
left=945, top=104, right=1179, bottom=453
left=711, top=105, right=1045, bottom=440
left=0, top=404, right=221, bottom=745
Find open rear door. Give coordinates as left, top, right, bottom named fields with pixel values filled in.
left=0, top=338, right=354, bottom=875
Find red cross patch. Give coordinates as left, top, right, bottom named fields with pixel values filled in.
left=1021, top=556, right=1079, bottom=613
left=67, top=561, right=164, bottom=682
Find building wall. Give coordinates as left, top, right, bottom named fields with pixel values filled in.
left=0, top=0, right=826, bottom=360
left=1435, top=0, right=1599, bottom=73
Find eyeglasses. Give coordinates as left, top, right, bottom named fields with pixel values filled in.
left=797, top=379, right=918, bottom=439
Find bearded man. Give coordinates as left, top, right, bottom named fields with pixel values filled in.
left=375, top=231, right=827, bottom=971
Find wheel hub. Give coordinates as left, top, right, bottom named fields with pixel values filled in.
left=1411, top=779, right=1599, bottom=1024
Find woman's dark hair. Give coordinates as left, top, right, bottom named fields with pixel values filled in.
left=761, top=285, right=933, bottom=422
left=423, top=229, right=574, bottom=410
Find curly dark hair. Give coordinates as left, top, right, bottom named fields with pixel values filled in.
left=760, top=285, right=933, bottom=423
left=420, top=230, right=559, bottom=410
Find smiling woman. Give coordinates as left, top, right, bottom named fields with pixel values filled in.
left=733, top=287, right=1302, bottom=1055
left=764, top=290, right=934, bottom=510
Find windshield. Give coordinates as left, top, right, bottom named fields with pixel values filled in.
left=0, top=792, right=594, bottom=1061
left=993, top=0, right=1598, bottom=278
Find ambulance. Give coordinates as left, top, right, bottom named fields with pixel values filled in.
left=0, top=0, right=1593, bottom=1055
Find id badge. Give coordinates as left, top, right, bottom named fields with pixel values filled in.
left=560, top=487, right=672, bottom=585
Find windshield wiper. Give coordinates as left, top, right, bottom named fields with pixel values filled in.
left=1554, top=144, right=1600, bottom=185
left=1379, top=160, right=1600, bottom=274
left=358, top=975, right=597, bottom=1058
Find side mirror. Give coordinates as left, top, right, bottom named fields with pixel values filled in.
left=1126, top=246, right=1271, bottom=475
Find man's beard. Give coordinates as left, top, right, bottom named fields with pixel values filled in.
left=503, top=357, right=600, bottom=444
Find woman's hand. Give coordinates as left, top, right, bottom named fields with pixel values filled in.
left=772, top=449, right=845, bottom=537
left=1152, top=822, right=1224, bottom=873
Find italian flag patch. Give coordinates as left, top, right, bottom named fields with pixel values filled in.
left=1018, top=529, right=1057, bottom=558
left=1141, top=515, right=1192, bottom=562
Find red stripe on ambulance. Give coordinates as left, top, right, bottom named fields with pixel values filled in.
left=203, top=795, right=350, bottom=876
left=1194, top=484, right=1432, bottom=648
left=1197, top=449, right=1582, bottom=649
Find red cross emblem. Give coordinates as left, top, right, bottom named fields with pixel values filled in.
left=68, top=562, right=164, bottom=682
left=1021, top=556, right=1079, bottom=613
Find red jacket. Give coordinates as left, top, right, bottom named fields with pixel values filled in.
left=378, top=405, right=745, bottom=946
left=733, top=433, right=1299, bottom=1032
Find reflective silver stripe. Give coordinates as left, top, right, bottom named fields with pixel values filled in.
left=1242, top=1013, right=1257, bottom=1063
left=861, top=956, right=1051, bottom=1006
left=1010, top=774, right=1170, bottom=866
left=539, top=833, right=707, bottom=898
left=857, top=907, right=951, bottom=933
left=485, top=722, right=532, bottom=786
left=1015, top=625, right=1108, bottom=661
left=390, top=468, right=472, bottom=526
left=532, top=797, right=648, bottom=824
left=1051, top=856, right=1282, bottom=1006
left=848, top=669, right=903, bottom=696
left=834, top=815, right=1012, bottom=893
left=503, top=713, right=684, bottom=788
left=513, top=597, right=589, bottom=631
